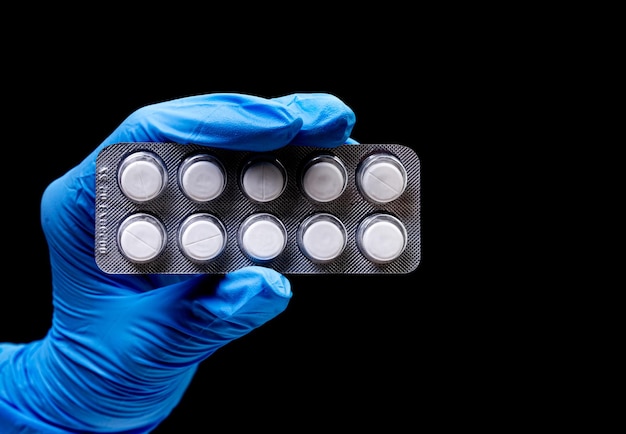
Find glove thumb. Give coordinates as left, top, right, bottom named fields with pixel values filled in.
left=153, top=266, right=292, bottom=364
left=193, top=266, right=292, bottom=339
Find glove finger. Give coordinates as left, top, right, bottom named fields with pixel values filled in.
left=166, top=266, right=292, bottom=362
left=271, top=93, right=357, bottom=147
left=101, top=93, right=304, bottom=152
left=103, top=92, right=358, bottom=150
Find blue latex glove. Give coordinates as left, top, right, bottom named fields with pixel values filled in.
left=0, top=93, right=356, bottom=433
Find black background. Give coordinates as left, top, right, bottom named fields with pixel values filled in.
left=1, top=47, right=485, bottom=430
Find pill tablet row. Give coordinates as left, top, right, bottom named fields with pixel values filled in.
left=95, top=142, right=421, bottom=275
left=116, top=209, right=409, bottom=265
left=116, top=150, right=408, bottom=205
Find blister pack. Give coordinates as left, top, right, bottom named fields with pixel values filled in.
left=94, top=142, right=421, bottom=274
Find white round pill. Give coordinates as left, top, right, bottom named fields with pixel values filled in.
left=240, top=158, right=286, bottom=202
left=178, top=214, right=226, bottom=262
left=238, top=213, right=287, bottom=262
left=356, top=214, right=407, bottom=263
left=357, top=153, right=407, bottom=203
left=118, top=214, right=166, bottom=263
left=179, top=155, right=226, bottom=202
left=301, top=156, right=347, bottom=203
left=118, top=152, right=167, bottom=202
left=298, top=213, right=347, bottom=263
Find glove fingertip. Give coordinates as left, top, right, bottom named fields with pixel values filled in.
left=272, top=93, right=356, bottom=148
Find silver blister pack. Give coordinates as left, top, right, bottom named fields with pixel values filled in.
left=95, top=142, right=421, bottom=274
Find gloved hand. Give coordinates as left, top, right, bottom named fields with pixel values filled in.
left=0, top=93, right=356, bottom=433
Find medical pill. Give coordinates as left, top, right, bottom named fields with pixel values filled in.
left=356, top=213, right=407, bottom=264
left=240, top=156, right=286, bottom=202
left=300, top=155, right=348, bottom=203
left=297, top=213, right=347, bottom=263
left=178, top=213, right=227, bottom=262
left=117, top=213, right=167, bottom=263
left=356, top=153, right=407, bottom=203
left=118, top=151, right=167, bottom=202
left=178, top=154, right=226, bottom=202
left=238, top=213, right=287, bottom=262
